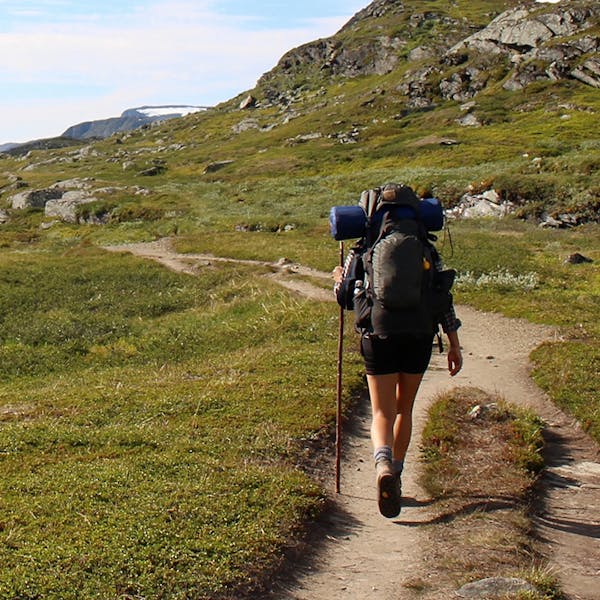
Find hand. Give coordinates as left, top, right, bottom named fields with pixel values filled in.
left=448, top=346, right=463, bottom=376
left=332, top=265, right=343, bottom=283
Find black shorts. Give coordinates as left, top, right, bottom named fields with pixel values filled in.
left=360, top=333, right=434, bottom=376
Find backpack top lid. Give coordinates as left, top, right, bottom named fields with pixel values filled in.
left=380, top=183, right=420, bottom=210
left=359, top=183, right=420, bottom=218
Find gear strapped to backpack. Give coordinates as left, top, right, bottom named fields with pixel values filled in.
left=335, top=183, right=455, bottom=338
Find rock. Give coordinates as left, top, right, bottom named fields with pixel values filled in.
left=0, top=176, right=28, bottom=193
left=451, top=6, right=588, bottom=54
left=539, top=212, right=581, bottom=228
left=71, top=145, right=100, bottom=159
left=44, top=192, right=99, bottom=223
left=456, top=113, right=481, bottom=127
left=539, top=214, right=564, bottom=228
left=239, top=95, right=257, bottom=110
left=9, top=179, right=146, bottom=224
left=10, top=188, right=63, bottom=209
left=481, top=189, right=501, bottom=204
left=232, top=118, right=260, bottom=134
left=446, top=192, right=515, bottom=220
left=440, top=68, right=486, bottom=102
left=203, top=160, right=234, bottom=174
left=565, top=253, right=593, bottom=264
left=286, top=132, right=322, bottom=145
left=139, top=162, right=166, bottom=176
left=571, top=57, right=600, bottom=88
left=446, top=4, right=600, bottom=92
left=51, top=177, right=94, bottom=190
left=0, top=209, right=9, bottom=224
left=456, top=577, right=536, bottom=598
left=408, top=46, right=435, bottom=62
left=468, top=405, right=484, bottom=420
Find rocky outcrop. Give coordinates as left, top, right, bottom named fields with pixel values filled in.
left=449, top=5, right=595, bottom=54
left=258, top=36, right=404, bottom=104
left=256, top=0, right=599, bottom=108
left=341, top=0, right=406, bottom=29
left=446, top=190, right=516, bottom=221
left=44, top=191, right=100, bottom=223
left=10, top=188, right=64, bottom=210
left=444, top=3, right=600, bottom=96
left=8, top=178, right=149, bottom=224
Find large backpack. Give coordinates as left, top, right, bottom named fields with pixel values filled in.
left=338, top=183, right=455, bottom=338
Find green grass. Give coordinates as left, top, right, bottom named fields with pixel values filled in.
left=445, top=219, right=599, bottom=443
left=0, top=244, right=365, bottom=597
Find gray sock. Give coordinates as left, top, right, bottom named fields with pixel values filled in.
left=374, top=446, right=392, bottom=464
left=392, top=459, right=404, bottom=475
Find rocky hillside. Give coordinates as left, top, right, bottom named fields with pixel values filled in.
left=255, top=0, right=599, bottom=108
left=1, top=0, right=598, bottom=233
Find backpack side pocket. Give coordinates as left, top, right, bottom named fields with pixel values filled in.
left=353, top=281, right=372, bottom=332
left=335, top=247, right=365, bottom=310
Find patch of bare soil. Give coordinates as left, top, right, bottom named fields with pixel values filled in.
left=103, top=240, right=600, bottom=600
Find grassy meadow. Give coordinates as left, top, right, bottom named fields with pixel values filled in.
left=0, top=181, right=597, bottom=596
left=0, top=11, right=599, bottom=594
left=0, top=245, right=367, bottom=598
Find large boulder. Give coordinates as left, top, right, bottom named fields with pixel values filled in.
left=44, top=192, right=99, bottom=223
left=10, top=188, right=63, bottom=209
left=449, top=5, right=595, bottom=55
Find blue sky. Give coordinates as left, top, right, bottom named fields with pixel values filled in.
left=0, top=1, right=366, bottom=143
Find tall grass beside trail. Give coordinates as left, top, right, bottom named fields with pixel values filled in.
left=445, top=219, right=599, bottom=445
left=0, top=245, right=364, bottom=598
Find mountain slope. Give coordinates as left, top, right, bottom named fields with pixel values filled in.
left=1, top=0, right=598, bottom=228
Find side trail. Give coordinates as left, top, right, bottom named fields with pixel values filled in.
left=105, top=239, right=600, bottom=600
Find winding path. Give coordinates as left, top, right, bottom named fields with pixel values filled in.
left=104, top=239, right=600, bottom=600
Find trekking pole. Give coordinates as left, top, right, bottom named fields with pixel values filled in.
left=335, top=241, right=344, bottom=494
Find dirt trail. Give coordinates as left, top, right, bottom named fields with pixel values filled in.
left=103, top=238, right=334, bottom=302
left=104, top=240, right=600, bottom=600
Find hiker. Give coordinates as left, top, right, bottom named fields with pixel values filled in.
left=331, top=183, right=463, bottom=518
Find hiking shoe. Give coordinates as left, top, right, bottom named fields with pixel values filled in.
left=394, top=472, right=402, bottom=503
left=376, top=459, right=401, bottom=518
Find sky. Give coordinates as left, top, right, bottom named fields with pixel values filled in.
left=0, top=0, right=366, bottom=144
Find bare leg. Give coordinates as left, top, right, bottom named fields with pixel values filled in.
left=392, top=372, right=425, bottom=462
left=367, top=371, right=420, bottom=518
left=366, top=372, right=400, bottom=451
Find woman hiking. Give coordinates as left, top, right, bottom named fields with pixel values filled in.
left=332, top=183, right=463, bottom=518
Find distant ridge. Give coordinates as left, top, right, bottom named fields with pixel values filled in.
left=61, top=105, right=209, bottom=140
left=0, top=142, right=20, bottom=153
left=0, top=105, right=210, bottom=154
left=0, top=136, right=86, bottom=157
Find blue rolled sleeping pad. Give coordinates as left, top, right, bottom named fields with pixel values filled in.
left=329, top=197, right=444, bottom=240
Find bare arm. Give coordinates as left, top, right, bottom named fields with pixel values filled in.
left=446, top=329, right=463, bottom=376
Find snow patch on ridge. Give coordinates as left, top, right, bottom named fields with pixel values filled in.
left=135, top=106, right=207, bottom=118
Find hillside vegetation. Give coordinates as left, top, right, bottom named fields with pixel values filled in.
left=0, top=0, right=598, bottom=596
